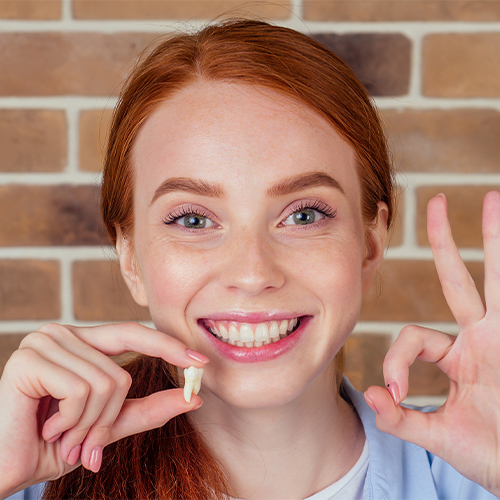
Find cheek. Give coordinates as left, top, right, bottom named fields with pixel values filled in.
left=138, top=242, right=214, bottom=319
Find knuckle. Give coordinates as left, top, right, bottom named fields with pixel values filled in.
left=4, top=347, right=37, bottom=372
left=72, top=379, right=91, bottom=400
left=399, top=324, right=419, bottom=339
left=19, top=331, right=52, bottom=350
left=92, top=374, right=116, bottom=398
left=115, top=369, right=133, bottom=392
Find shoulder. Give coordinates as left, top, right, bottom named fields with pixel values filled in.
left=342, top=378, right=499, bottom=500
left=4, top=483, right=46, bottom=500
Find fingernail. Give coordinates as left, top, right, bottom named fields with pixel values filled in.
left=47, top=432, right=62, bottom=444
left=386, top=380, right=400, bottom=405
left=89, top=446, right=103, bottom=473
left=364, top=394, right=379, bottom=414
left=186, top=349, right=209, bottom=364
left=67, top=444, right=81, bottom=466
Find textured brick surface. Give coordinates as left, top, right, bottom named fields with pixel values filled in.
left=0, top=334, right=27, bottom=375
left=417, top=186, right=500, bottom=248
left=423, top=34, right=500, bottom=97
left=344, top=333, right=391, bottom=391
left=0, top=0, right=61, bottom=19
left=312, top=33, right=411, bottom=96
left=73, top=260, right=151, bottom=321
left=408, top=359, right=449, bottom=396
left=73, top=0, right=290, bottom=19
left=383, top=109, right=500, bottom=173
left=0, top=260, right=60, bottom=320
left=79, top=109, right=113, bottom=172
left=0, top=110, right=67, bottom=172
left=0, top=185, right=105, bottom=246
left=361, top=260, right=485, bottom=322
left=303, top=0, right=500, bottom=22
left=0, top=33, right=156, bottom=96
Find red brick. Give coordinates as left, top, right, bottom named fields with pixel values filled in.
left=0, top=110, right=66, bottom=172
left=423, top=34, right=500, bottom=97
left=408, top=359, right=449, bottom=397
left=361, top=260, right=484, bottom=322
left=312, top=33, right=411, bottom=96
left=79, top=109, right=113, bottom=172
left=388, top=186, right=403, bottom=248
left=303, top=0, right=500, bottom=22
left=73, top=0, right=290, bottom=19
left=0, top=0, right=61, bottom=19
left=0, top=185, right=106, bottom=246
left=73, top=260, right=151, bottom=321
left=0, top=33, right=157, bottom=96
left=0, top=260, right=60, bottom=320
left=344, top=333, right=391, bottom=391
left=417, top=186, right=500, bottom=249
left=383, top=109, right=500, bottom=173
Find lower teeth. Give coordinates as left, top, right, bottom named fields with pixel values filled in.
left=210, top=319, right=300, bottom=347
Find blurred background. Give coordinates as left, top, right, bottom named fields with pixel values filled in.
left=1, top=0, right=499, bottom=406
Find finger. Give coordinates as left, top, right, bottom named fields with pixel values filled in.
left=483, top=191, right=500, bottom=313
left=427, top=194, right=485, bottom=327
left=5, top=348, right=90, bottom=441
left=60, top=323, right=209, bottom=368
left=383, top=325, right=455, bottom=404
left=364, top=385, right=443, bottom=455
left=19, top=332, right=123, bottom=463
left=108, top=388, right=202, bottom=445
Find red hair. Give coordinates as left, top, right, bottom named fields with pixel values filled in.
left=45, top=19, right=394, bottom=499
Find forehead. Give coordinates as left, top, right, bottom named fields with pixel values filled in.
left=132, top=81, right=360, bottom=199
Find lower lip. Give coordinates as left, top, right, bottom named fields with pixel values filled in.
left=198, top=317, right=310, bottom=363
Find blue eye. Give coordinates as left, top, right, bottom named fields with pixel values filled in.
left=283, top=208, right=325, bottom=226
left=175, top=214, right=215, bottom=229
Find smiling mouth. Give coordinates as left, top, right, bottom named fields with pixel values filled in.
left=201, top=317, right=303, bottom=348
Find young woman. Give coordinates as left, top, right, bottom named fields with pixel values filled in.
left=1, top=19, right=499, bottom=500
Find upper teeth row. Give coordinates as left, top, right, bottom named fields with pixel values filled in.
left=206, top=318, right=298, bottom=345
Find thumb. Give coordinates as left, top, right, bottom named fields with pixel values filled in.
left=108, top=388, right=202, bottom=444
left=364, top=385, right=439, bottom=453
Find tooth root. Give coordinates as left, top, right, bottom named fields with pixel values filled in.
left=193, top=378, right=202, bottom=395
left=184, top=379, right=195, bottom=403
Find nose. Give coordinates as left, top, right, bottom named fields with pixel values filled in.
left=219, top=231, right=285, bottom=296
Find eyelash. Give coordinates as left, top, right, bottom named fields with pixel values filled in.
left=162, top=205, right=214, bottom=225
left=162, top=200, right=337, bottom=227
left=285, top=199, right=337, bottom=222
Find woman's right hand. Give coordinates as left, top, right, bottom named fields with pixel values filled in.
left=0, top=322, right=208, bottom=499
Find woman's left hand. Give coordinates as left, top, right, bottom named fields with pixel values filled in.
left=365, top=190, right=500, bottom=497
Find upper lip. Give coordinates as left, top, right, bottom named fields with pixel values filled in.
left=199, top=311, right=306, bottom=323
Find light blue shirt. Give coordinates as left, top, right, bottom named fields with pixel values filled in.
left=9, top=379, right=499, bottom=500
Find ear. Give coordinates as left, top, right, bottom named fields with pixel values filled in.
left=361, top=202, right=389, bottom=296
left=115, top=225, right=149, bottom=307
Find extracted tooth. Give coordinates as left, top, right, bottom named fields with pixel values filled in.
left=183, top=366, right=204, bottom=403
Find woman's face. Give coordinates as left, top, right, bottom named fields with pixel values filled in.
left=119, top=81, right=387, bottom=409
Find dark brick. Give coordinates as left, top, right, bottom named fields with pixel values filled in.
left=312, top=33, right=411, bottom=96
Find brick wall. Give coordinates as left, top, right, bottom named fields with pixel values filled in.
left=1, top=0, right=499, bottom=406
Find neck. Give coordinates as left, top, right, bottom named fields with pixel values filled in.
left=190, top=366, right=365, bottom=500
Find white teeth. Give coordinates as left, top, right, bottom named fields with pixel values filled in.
left=207, top=317, right=301, bottom=348
left=239, top=324, right=255, bottom=343
left=183, top=366, right=204, bottom=403
left=255, top=323, right=270, bottom=342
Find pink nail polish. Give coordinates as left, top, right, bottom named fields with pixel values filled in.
left=67, top=445, right=81, bottom=466
left=47, top=432, right=62, bottom=444
left=364, top=394, right=379, bottom=414
left=89, top=446, right=103, bottom=473
left=186, top=349, right=209, bottom=364
left=386, top=380, right=400, bottom=405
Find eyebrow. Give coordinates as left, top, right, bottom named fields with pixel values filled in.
left=266, top=172, right=345, bottom=197
left=150, top=171, right=344, bottom=205
left=151, top=177, right=224, bottom=205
